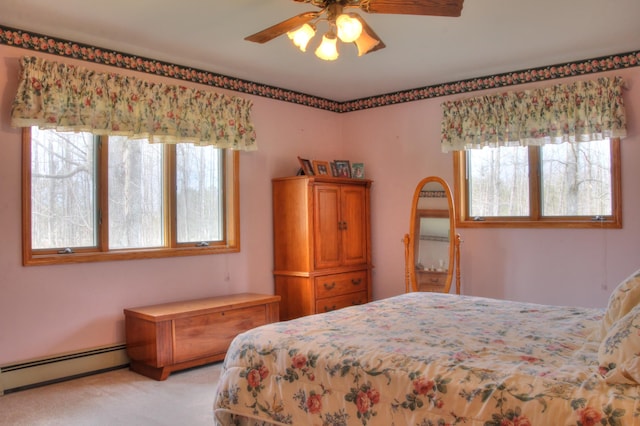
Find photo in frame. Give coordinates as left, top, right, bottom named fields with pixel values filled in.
left=312, top=160, right=330, bottom=175
left=351, top=162, right=365, bottom=179
left=330, top=162, right=338, bottom=177
left=334, top=160, right=351, bottom=178
left=297, top=156, right=314, bottom=176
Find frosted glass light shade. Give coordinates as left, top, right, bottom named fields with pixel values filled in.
left=354, top=29, right=381, bottom=56
left=336, top=14, right=362, bottom=43
left=315, top=33, right=339, bottom=61
left=287, top=23, right=316, bottom=52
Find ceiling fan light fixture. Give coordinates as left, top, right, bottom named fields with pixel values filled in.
left=336, top=13, right=362, bottom=43
left=351, top=15, right=384, bottom=56
left=287, top=23, right=316, bottom=52
left=353, top=31, right=380, bottom=56
left=315, top=31, right=339, bottom=61
left=246, top=0, right=466, bottom=59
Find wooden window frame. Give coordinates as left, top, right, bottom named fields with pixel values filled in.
left=22, top=127, right=240, bottom=266
left=453, top=138, right=622, bottom=229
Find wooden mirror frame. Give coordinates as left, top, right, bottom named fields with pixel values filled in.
left=403, top=176, right=461, bottom=294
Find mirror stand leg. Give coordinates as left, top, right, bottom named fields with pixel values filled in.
left=455, top=233, right=462, bottom=294
left=403, top=233, right=411, bottom=293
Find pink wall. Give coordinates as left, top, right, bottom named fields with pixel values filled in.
left=0, top=45, right=342, bottom=364
left=342, top=69, right=640, bottom=306
left=1, top=42, right=639, bottom=365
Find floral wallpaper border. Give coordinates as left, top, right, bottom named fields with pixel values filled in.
left=1, top=24, right=638, bottom=114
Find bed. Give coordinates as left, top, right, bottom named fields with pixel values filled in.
left=213, top=272, right=640, bottom=425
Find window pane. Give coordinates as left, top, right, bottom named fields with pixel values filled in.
left=30, top=128, right=98, bottom=249
left=467, top=146, right=529, bottom=217
left=541, top=140, right=611, bottom=216
left=176, top=144, right=223, bottom=243
left=108, top=137, right=164, bottom=249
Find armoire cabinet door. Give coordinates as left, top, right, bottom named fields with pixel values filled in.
left=314, top=184, right=342, bottom=269
left=340, top=185, right=368, bottom=265
left=313, top=183, right=368, bottom=269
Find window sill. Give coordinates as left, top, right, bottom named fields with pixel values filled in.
left=24, top=245, right=240, bottom=266
left=456, top=218, right=621, bottom=229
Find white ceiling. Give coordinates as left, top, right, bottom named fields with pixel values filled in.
left=1, top=0, right=639, bottom=102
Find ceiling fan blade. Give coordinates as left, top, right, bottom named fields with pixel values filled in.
left=352, top=15, right=386, bottom=56
left=245, top=12, right=320, bottom=44
left=362, top=0, right=464, bottom=17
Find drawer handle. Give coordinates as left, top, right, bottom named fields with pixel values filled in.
left=429, top=277, right=440, bottom=283
left=351, top=278, right=362, bottom=286
left=323, top=282, right=336, bottom=290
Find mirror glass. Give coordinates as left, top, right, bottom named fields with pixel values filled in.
left=404, top=177, right=460, bottom=294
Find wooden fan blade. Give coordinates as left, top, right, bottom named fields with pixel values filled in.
left=363, top=0, right=464, bottom=17
left=352, top=15, right=386, bottom=56
left=245, top=12, right=320, bottom=44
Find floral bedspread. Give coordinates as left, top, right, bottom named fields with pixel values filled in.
left=213, top=293, right=639, bottom=425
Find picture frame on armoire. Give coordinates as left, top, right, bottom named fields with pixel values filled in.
left=312, top=160, right=330, bottom=175
left=334, top=160, right=351, bottom=178
left=330, top=162, right=338, bottom=177
left=297, top=156, right=315, bottom=176
left=351, top=162, right=365, bottom=179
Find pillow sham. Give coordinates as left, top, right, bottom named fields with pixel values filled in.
left=600, top=269, right=640, bottom=337
left=598, top=303, right=640, bottom=385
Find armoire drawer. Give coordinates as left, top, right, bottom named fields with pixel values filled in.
left=314, top=270, right=368, bottom=299
left=316, top=291, right=368, bottom=313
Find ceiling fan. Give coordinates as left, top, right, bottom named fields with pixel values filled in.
left=245, top=0, right=464, bottom=61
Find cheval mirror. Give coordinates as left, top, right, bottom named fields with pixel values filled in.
left=404, top=176, right=461, bottom=294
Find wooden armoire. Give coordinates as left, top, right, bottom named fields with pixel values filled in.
left=272, top=176, right=372, bottom=320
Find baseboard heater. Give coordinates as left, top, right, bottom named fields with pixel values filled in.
left=0, top=344, right=129, bottom=395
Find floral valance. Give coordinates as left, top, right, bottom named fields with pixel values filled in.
left=11, top=56, right=257, bottom=150
left=441, top=76, right=627, bottom=152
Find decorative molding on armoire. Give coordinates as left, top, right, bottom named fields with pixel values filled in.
left=1, top=24, right=638, bottom=113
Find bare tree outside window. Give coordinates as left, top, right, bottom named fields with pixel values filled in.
left=541, top=140, right=611, bottom=216
left=176, top=144, right=223, bottom=243
left=24, top=127, right=240, bottom=265
left=456, top=138, right=619, bottom=228
left=108, top=137, right=164, bottom=249
left=30, top=128, right=97, bottom=249
left=468, top=146, right=529, bottom=217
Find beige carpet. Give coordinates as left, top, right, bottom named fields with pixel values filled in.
left=0, top=362, right=223, bottom=426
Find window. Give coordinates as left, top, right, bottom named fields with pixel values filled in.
left=24, top=127, right=239, bottom=265
left=453, top=138, right=621, bottom=228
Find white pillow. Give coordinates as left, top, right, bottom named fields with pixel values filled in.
left=598, top=303, right=640, bottom=384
